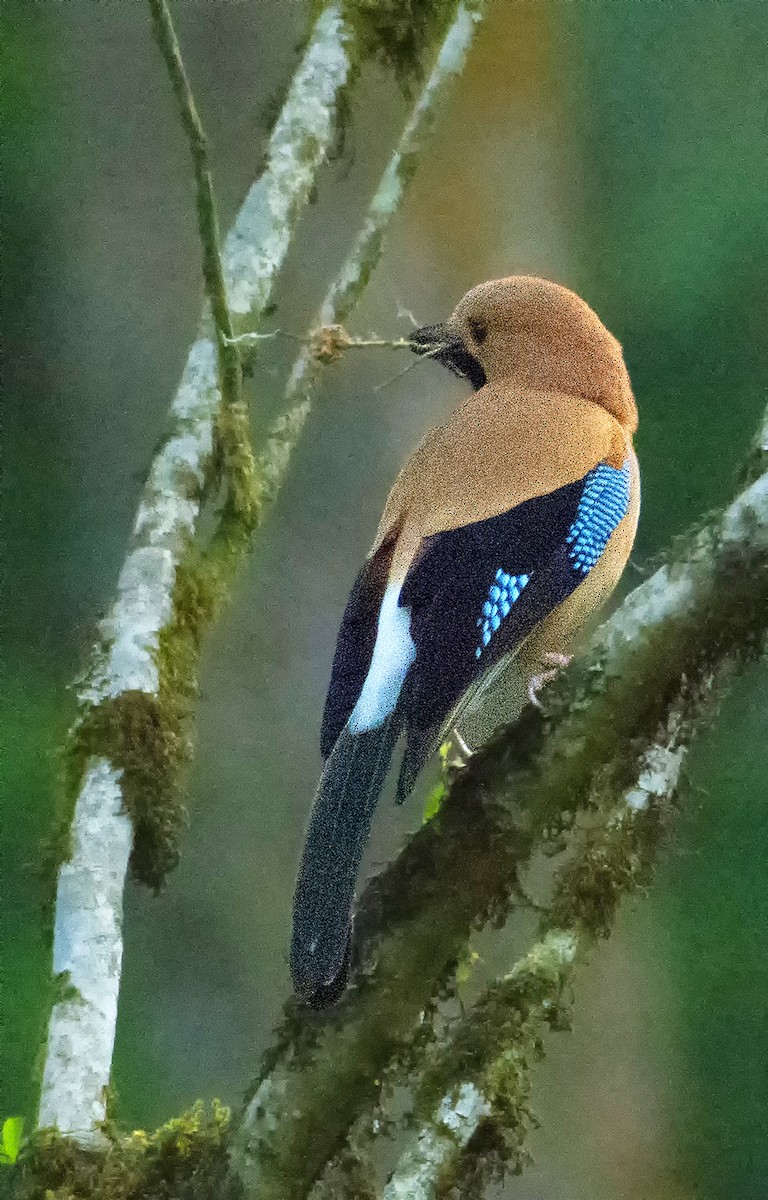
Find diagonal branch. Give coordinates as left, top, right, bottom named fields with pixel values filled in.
left=382, top=695, right=695, bottom=1198
left=38, top=3, right=353, bottom=1144
left=255, top=0, right=487, bottom=509
left=232, top=410, right=768, bottom=1197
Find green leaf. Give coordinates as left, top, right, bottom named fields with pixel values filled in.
left=456, top=947, right=480, bottom=986
left=422, top=781, right=446, bottom=824
left=422, top=739, right=453, bottom=824
left=1, top=1116, right=24, bottom=1165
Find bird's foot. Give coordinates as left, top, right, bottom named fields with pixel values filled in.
left=542, top=652, right=572, bottom=669
left=527, top=653, right=573, bottom=709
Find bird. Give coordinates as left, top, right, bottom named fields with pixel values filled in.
left=290, top=275, right=640, bottom=1007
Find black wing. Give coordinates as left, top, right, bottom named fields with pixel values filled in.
left=396, top=461, right=631, bottom=793
left=320, top=526, right=400, bottom=758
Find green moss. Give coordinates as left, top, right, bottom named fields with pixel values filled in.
left=62, top=690, right=187, bottom=893
left=447, top=1049, right=539, bottom=1200
left=549, top=800, right=665, bottom=938
left=423, top=944, right=574, bottom=1198
left=316, top=0, right=458, bottom=89
left=420, top=958, right=567, bottom=1119
left=432, top=797, right=662, bottom=1194
left=52, top=973, right=84, bottom=1008
left=305, top=1134, right=377, bottom=1200
left=10, top=1101, right=241, bottom=1200
left=57, top=489, right=263, bottom=897
left=738, top=443, right=768, bottom=489
left=424, top=654, right=747, bottom=1195
left=461, top=1048, right=538, bottom=1194
left=214, top=404, right=262, bottom=535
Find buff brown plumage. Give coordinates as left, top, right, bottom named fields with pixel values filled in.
left=291, top=276, right=639, bottom=1006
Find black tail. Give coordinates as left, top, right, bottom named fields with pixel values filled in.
left=290, top=717, right=399, bottom=1007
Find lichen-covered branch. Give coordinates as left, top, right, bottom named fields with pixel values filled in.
left=255, top=0, right=485, bottom=508
left=383, top=700, right=693, bottom=1198
left=382, top=931, right=577, bottom=1200
left=38, top=3, right=353, bottom=1143
left=232, top=417, right=768, bottom=1197
left=222, top=6, right=351, bottom=320
left=15, top=1101, right=241, bottom=1200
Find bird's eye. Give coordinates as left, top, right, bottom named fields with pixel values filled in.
left=467, top=317, right=488, bottom=345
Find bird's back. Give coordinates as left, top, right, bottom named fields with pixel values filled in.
left=377, top=385, right=631, bottom=584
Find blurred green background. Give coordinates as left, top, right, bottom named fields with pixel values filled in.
left=3, top=1, right=767, bottom=1197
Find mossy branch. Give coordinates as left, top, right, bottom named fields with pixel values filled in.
left=231, top=409, right=768, bottom=1199
left=38, top=3, right=354, bottom=1144
left=14, top=1102, right=240, bottom=1200
left=148, top=0, right=258, bottom=533
left=382, top=693, right=697, bottom=1198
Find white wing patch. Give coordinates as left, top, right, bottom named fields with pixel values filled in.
left=349, top=584, right=415, bottom=733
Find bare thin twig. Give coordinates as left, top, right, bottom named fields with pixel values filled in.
left=227, top=327, right=415, bottom=356
left=149, top=0, right=241, bottom=414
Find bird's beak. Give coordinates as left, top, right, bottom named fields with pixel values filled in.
left=409, top=322, right=486, bottom=391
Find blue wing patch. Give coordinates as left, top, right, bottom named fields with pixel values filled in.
left=471, top=461, right=630, bottom=662
left=475, top=569, right=532, bottom=658
left=565, top=461, right=631, bottom=576
left=320, top=457, right=633, bottom=797
left=394, top=458, right=633, bottom=795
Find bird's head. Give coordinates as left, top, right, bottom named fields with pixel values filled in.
left=410, top=275, right=637, bottom=432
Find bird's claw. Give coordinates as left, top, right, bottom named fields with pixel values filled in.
left=541, top=652, right=572, bottom=668
left=527, top=653, right=573, bottom=708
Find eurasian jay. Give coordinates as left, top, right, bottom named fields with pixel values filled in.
left=290, top=275, right=640, bottom=1007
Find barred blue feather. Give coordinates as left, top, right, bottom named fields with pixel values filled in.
left=565, top=461, right=631, bottom=575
